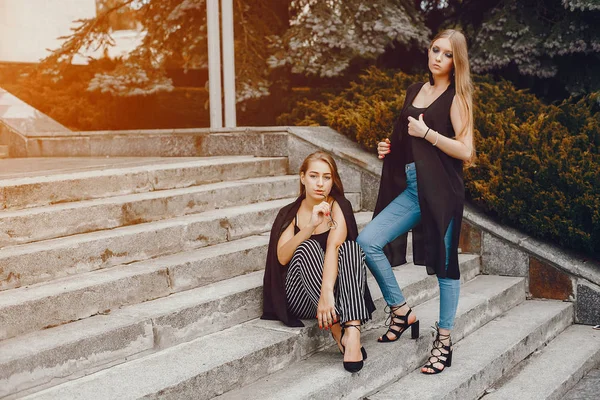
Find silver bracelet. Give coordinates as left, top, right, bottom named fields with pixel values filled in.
left=432, top=131, right=440, bottom=147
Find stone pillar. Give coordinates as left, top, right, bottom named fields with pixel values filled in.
left=221, top=0, right=237, bottom=128
left=206, top=0, right=223, bottom=128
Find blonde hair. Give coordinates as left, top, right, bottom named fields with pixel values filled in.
left=298, top=151, right=344, bottom=197
left=431, top=29, right=475, bottom=163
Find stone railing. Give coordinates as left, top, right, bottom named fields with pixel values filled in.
left=287, top=126, right=600, bottom=326
left=0, top=86, right=71, bottom=157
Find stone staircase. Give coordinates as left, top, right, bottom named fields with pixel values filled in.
left=0, top=154, right=598, bottom=400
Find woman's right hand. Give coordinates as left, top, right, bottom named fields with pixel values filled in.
left=309, top=201, right=330, bottom=229
left=378, top=138, right=391, bottom=159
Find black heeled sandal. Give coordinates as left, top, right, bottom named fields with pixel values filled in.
left=378, top=303, right=420, bottom=343
left=340, top=323, right=366, bottom=373
left=422, top=323, right=452, bottom=375
left=331, top=321, right=367, bottom=360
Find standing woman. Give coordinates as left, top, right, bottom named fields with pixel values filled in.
left=357, top=29, right=474, bottom=375
left=262, top=151, right=376, bottom=373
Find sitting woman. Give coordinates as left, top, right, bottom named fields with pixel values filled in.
left=262, top=151, right=376, bottom=373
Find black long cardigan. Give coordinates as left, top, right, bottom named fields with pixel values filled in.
left=374, top=82, right=464, bottom=279
left=261, top=192, right=376, bottom=327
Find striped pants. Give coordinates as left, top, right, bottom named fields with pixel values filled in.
left=285, top=240, right=371, bottom=324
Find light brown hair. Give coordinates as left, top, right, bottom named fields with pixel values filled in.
left=431, top=29, right=475, bottom=164
left=299, top=151, right=344, bottom=197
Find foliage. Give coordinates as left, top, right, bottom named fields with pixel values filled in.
left=269, top=1, right=428, bottom=77
left=40, top=0, right=288, bottom=102
left=277, top=67, right=418, bottom=150
left=40, top=0, right=428, bottom=102
left=469, top=0, right=600, bottom=96
left=281, top=67, right=600, bottom=258
left=468, top=77, right=600, bottom=256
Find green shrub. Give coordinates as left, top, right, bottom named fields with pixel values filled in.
left=468, top=85, right=600, bottom=257
left=282, top=67, right=600, bottom=259
left=277, top=67, right=418, bottom=150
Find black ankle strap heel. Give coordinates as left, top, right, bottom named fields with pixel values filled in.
left=341, top=323, right=366, bottom=373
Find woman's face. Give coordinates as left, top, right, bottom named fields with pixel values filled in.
left=428, top=37, right=454, bottom=80
left=301, top=159, right=333, bottom=201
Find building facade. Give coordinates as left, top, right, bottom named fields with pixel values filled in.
left=0, top=0, right=140, bottom=64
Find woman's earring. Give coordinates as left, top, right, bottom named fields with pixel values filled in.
left=428, top=71, right=434, bottom=85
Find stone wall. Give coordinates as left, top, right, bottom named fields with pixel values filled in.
left=460, top=207, right=600, bottom=325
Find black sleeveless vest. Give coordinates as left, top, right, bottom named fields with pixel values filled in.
left=373, top=82, right=464, bottom=279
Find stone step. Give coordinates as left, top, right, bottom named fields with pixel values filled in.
left=215, top=274, right=527, bottom=400
left=0, top=145, right=8, bottom=159
left=23, top=270, right=528, bottom=400
left=0, top=156, right=287, bottom=210
left=0, top=234, right=269, bottom=344
left=0, top=267, right=265, bottom=398
left=0, top=238, right=447, bottom=399
left=369, top=301, right=574, bottom=400
left=0, top=197, right=292, bottom=293
left=482, top=324, right=600, bottom=400
left=562, top=366, right=600, bottom=400
left=0, top=174, right=298, bottom=247
left=19, top=128, right=289, bottom=158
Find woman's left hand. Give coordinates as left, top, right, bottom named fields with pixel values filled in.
left=407, top=114, right=428, bottom=138
left=317, top=290, right=337, bottom=330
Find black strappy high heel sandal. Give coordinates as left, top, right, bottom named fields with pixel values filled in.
left=340, top=323, right=366, bottom=373
left=378, top=302, right=420, bottom=343
left=422, top=323, right=452, bottom=374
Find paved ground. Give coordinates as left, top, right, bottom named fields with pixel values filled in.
left=0, top=157, right=206, bottom=179
left=562, top=367, right=600, bottom=399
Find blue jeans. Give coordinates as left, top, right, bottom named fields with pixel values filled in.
left=357, top=162, right=460, bottom=330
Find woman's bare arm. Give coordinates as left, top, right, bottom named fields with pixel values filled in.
left=277, top=220, right=315, bottom=265
left=321, top=202, right=347, bottom=292
left=429, top=96, right=473, bottom=160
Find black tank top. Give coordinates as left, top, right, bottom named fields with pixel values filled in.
left=293, top=201, right=335, bottom=252
left=401, top=104, right=427, bottom=164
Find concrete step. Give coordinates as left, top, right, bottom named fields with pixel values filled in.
left=0, top=197, right=292, bottom=293
left=17, top=256, right=484, bottom=400
left=0, top=174, right=298, bottom=247
left=0, top=234, right=269, bottom=343
left=0, top=145, right=8, bottom=159
left=482, top=324, right=600, bottom=400
left=0, top=156, right=287, bottom=210
left=369, top=301, right=574, bottom=400
left=1, top=244, right=459, bottom=399
left=561, top=366, right=600, bottom=400
left=19, top=128, right=289, bottom=158
left=215, top=274, right=527, bottom=400
left=0, top=267, right=266, bottom=398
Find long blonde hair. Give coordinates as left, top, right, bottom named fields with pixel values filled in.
left=431, top=29, right=475, bottom=163
left=298, top=151, right=344, bottom=197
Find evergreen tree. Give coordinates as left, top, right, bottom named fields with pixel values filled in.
left=41, top=0, right=428, bottom=101
left=469, top=0, right=600, bottom=96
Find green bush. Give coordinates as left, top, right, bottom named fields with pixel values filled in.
left=281, top=67, right=600, bottom=259
left=277, top=67, right=418, bottom=150
left=469, top=80, right=600, bottom=257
